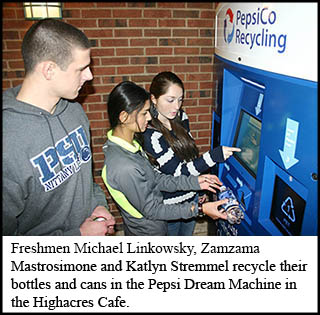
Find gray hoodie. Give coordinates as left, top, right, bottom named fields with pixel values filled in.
left=2, top=85, right=108, bottom=235
left=102, top=130, right=201, bottom=236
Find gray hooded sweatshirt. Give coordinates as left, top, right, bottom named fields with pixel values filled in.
left=3, top=85, right=108, bottom=236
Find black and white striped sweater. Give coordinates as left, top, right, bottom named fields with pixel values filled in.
left=143, top=109, right=224, bottom=205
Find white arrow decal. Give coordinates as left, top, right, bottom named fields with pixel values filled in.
left=255, top=93, right=264, bottom=116
left=236, top=177, right=243, bottom=187
left=279, top=118, right=299, bottom=169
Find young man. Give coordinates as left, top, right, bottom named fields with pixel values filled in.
left=3, top=18, right=115, bottom=236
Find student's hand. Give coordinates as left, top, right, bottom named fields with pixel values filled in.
left=198, top=174, right=222, bottom=193
left=222, top=146, right=241, bottom=160
left=91, top=206, right=116, bottom=235
left=202, top=199, right=229, bottom=220
left=80, top=217, right=110, bottom=236
left=80, top=206, right=115, bottom=236
left=199, top=194, right=209, bottom=204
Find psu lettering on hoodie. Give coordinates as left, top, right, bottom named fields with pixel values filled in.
left=30, top=126, right=92, bottom=192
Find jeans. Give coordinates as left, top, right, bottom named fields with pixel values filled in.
left=167, top=217, right=197, bottom=236
left=167, top=195, right=198, bottom=236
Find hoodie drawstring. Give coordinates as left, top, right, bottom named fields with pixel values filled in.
left=41, top=113, right=79, bottom=172
left=56, top=115, right=80, bottom=162
left=42, top=113, right=64, bottom=171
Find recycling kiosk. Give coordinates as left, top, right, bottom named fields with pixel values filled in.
left=212, top=3, right=317, bottom=236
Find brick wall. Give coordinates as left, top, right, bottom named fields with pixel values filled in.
left=2, top=2, right=218, bottom=233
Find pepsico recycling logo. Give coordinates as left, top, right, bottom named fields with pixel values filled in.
left=224, top=8, right=235, bottom=44
left=221, top=6, right=287, bottom=53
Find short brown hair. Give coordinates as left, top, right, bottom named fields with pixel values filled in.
left=22, top=18, right=91, bottom=75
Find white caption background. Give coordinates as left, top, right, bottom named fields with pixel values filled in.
left=3, top=236, right=318, bottom=313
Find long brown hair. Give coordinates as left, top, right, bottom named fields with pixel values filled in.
left=149, top=72, right=199, bottom=162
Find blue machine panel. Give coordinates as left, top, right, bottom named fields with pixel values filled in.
left=213, top=55, right=317, bottom=236
left=258, top=156, right=310, bottom=236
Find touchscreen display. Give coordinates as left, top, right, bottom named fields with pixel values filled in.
left=233, top=110, right=262, bottom=178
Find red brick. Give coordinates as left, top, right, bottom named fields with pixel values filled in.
left=2, top=2, right=21, bottom=7
left=198, top=114, right=212, bottom=122
left=2, top=51, right=22, bottom=60
left=2, top=20, right=33, bottom=29
left=92, top=67, right=116, bottom=76
left=199, top=99, right=213, bottom=106
left=96, top=2, right=126, bottom=8
left=84, top=95, right=102, bottom=104
left=159, top=38, right=185, bottom=46
left=146, top=66, right=174, bottom=74
left=146, top=47, right=173, bottom=55
left=91, top=48, right=115, bottom=57
left=2, top=8, right=16, bottom=19
left=2, top=31, right=19, bottom=40
left=129, top=19, right=157, bottom=27
left=183, top=82, right=199, bottom=90
left=116, top=48, right=144, bottom=56
left=188, top=38, right=213, bottom=46
left=101, top=39, right=129, bottom=47
left=63, top=9, right=81, bottom=19
left=98, top=19, right=127, bottom=28
left=113, top=9, right=142, bottom=18
left=87, top=112, right=103, bottom=120
left=143, top=9, right=171, bottom=18
left=160, top=56, right=186, bottom=64
left=187, top=3, right=214, bottom=9
left=195, top=138, right=210, bottom=146
left=64, top=3, right=95, bottom=8
left=173, top=29, right=198, bottom=37
left=190, top=122, right=210, bottom=130
left=101, top=57, right=129, bottom=65
left=130, top=38, right=157, bottom=47
left=187, top=73, right=212, bottom=81
left=85, top=29, right=113, bottom=38
left=2, top=81, right=11, bottom=89
left=130, top=57, right=158, bottom=65
left=6, top=41, right=22, bottom=50
left=201, top=47, right=215, bottom=55
left=117, top=66, right=145, bottom=75
left=159, top=19, right=185, bottom=27
left=64, top=19, right=97, bottom=28
left=82, top=9, right=111, bottom=18
left=114, top=29, right=143, bottom=37
left=93, top=153, right=105, bottom=162
left=158, top=3, right=186, bottom=8
left=188, top=20, right=214, bottom=28
left=173, top=10, right=199, bottom=18
left=200, top=11, right=215, bottom=19
left=8, top=61, right=24, bottom=70
left=199, top=130, right=212, bottom=138
left=174, top=65, right=199, bottom=73
left=144, top=29, right=171, bottom=37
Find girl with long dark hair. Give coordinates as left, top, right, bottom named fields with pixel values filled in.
left=144, top=72, right=240, bottom=235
